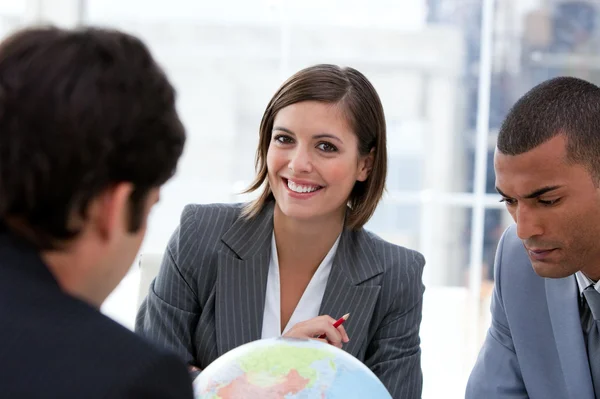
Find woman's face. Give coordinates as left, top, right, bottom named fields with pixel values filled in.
left=266, top=100, right=373, bottom=223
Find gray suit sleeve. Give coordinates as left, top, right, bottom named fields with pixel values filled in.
left=135, top=209, right=201, bottom=367
left=364, top=249, right=425, bottom=399
left=465, top=230, right=528, bottom=399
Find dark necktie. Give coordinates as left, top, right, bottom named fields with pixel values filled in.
left=582, top=285, right=600, bottom=397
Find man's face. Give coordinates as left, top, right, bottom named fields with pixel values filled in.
left=495, top=134, right=600, bottom=279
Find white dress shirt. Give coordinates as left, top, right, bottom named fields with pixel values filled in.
left=575, top=271, right=600, bottom=295
left=261, top=232, right=341, bottom=339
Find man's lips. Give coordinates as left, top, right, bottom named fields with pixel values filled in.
left=525, top=247, right=557, bottom=261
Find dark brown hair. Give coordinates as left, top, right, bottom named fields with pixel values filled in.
left=242, top=64, right=387, bottom=230
left=0, top=26, right=185, bottom=248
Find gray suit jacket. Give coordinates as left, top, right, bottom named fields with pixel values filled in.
left=466, top=224, right=594, bottom=399
left=136, top=202, right=425, bottom=398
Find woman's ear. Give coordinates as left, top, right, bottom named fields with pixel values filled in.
left=357, top=148, right=375, bottom=182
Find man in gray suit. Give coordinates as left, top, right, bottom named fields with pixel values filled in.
left=467, top=76, right=600, bottom=398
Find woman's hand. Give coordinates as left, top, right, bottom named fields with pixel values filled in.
left=283, top=315, right=350, bottom=349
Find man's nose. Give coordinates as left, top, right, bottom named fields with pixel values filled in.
left=515, top=205, right=543, bottom=241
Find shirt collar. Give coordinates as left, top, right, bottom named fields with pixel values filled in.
left=575, top=271, right=600, bottom=296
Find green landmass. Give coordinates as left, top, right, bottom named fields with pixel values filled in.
left=238, top=343, right=336, bottom=387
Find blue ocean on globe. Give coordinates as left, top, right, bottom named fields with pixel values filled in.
left=193, top=337, right=392, bottom=399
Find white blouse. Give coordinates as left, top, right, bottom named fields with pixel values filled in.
left=260, top=232, right=341, bottom=338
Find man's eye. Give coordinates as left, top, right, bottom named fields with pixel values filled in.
left=539, top=198, right=560, bottom=206
left=499, top=197, right=516, bottom=206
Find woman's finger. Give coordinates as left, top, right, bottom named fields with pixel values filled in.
left=336, top=324, right=350, bottom=343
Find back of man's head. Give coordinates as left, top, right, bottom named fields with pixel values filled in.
left=0, top=26, right=185, bottom=249
left=497, top=76, right=600, bottom=178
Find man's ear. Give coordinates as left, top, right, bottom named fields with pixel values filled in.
left=357, top=148, right=375, bottom=182
left=89, top=183, right=134, bottom=242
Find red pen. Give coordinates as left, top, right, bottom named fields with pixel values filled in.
left=318, top=313, right=350, bottom=339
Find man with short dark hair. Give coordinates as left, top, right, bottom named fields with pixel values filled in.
left=0, top=26, right=193, bottom=398
left=467, top=76, right=600, bottom=398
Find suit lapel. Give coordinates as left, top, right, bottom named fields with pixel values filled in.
left=215, top=203, right=274, bottom=356
left=546, top=276, right=594, bottom=399
left=320, top=229, right=382, bottom=357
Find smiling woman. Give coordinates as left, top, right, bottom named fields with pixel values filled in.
left=242, top=64, right=387, bottom=230
left=136, top=64, right=426, bottom=399
left=264, top=101, right=372, bottom=223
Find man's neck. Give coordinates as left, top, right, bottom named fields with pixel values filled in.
left=42, top=248, right=105, bottom=308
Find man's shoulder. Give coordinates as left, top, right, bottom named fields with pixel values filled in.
left=61, top=300, right=182, bottom=369
left=87, top=306, right=177, bottom=360
left=71, top=305, right=194, bottom=397
left=1, top=291, right=191, bottom=398
left=493, top=224, right=548, bottom=305
left=495, top=224, right=531, bottom=278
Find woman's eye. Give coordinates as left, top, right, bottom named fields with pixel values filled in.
left=317, top=142, right=337, bottom=152
left=274, top=134, right=293, bottom=144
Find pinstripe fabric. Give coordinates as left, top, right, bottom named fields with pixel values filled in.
left=136, top=202, right=425, bottom=399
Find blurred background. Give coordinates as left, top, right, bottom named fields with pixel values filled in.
left=1, top=0, right=598, bottom=397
